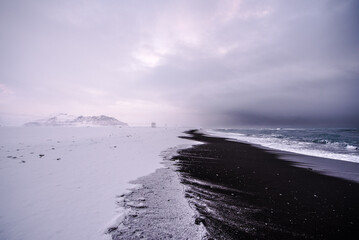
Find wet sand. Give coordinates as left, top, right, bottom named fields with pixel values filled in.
left=173, top=130, right=359, bottom=239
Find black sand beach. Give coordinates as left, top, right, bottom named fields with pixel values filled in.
left=173, top=130, right=359, bottom=239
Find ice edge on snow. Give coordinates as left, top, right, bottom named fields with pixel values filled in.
left=103, top=142, right=202, bottom=238
left=102, top=184, right=143, bottom=235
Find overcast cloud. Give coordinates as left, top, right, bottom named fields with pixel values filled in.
left=0, top=0, right=358, bottom=127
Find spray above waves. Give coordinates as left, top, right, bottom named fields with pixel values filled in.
left=209, top=128, right=359, bottom=163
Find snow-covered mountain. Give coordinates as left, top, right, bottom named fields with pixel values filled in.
left=24, top=114, right=128, bottom=127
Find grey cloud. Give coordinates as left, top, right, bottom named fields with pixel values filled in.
left=134, top=0, right=359, bottom=127
left=0, top=0, right=358, bottom=126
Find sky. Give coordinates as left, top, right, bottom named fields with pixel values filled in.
left=0, top=0, right=358, bottom=127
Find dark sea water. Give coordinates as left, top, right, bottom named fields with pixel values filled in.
left=210, top=128, right=359, bottom=163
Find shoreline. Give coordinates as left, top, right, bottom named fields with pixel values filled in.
left=174, top=130, right=359, bottom=239
left=112, top=146, right=207, bottom=239
left=205, top=130, right=359, bottom=184
left=204, top=129, right=359, bottom=165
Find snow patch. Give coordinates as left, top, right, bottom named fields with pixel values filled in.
left=0, top=126, right=192, bottom=240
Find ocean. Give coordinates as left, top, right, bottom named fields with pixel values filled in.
left=209, top=128, right=359, bottom=163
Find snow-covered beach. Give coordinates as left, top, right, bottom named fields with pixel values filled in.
left=0, top=126, right=197, bottom=240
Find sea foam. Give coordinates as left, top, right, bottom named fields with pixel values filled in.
left=207, top=128, right=359, bottom=163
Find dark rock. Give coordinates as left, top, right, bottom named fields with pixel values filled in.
left=194, top=217, right=205, bottom=225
